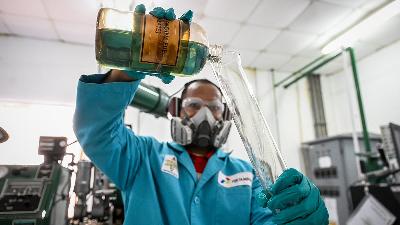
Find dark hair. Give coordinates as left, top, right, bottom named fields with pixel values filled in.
left=180, top=79, right=223, bottom=99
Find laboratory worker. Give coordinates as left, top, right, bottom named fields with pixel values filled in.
left=73, top=5, right=329, bottom=225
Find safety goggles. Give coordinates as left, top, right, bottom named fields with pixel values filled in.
left=181, top=97, right=225, bottom=116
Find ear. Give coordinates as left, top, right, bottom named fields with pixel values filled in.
left=168, top=97, right=182, bottom=117
left=222, top=103, right=232, bottom=121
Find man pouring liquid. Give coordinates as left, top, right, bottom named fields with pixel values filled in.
left=74, top=5, right=329, bottom=225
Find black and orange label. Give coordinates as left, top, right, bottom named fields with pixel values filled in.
left=140, top=15, right=186, bottom=66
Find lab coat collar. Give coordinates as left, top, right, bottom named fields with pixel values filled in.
left=167, top=142, right=231, bottom=159
left=167, top=142, right=230, bottom=194
left=194, top=152, right=226, bottom=194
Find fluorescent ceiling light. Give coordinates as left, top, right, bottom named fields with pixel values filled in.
left=321, top=0, right=400, bottom=54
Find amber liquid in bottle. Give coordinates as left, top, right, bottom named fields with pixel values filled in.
left=96, top=11, right=208, bottom=76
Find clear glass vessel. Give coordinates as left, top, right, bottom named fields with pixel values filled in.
left=209, top=46, right=287, bottom=190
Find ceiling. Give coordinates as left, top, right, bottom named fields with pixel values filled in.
left=1, top=0, right=400, bottom=73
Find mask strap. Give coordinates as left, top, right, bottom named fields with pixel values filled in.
left=168, top=97, right=182, bottom=117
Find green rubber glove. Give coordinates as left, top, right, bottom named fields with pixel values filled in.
left=148, top=6, right=193, bottom=22
left=123, top=71, right=175, bottom=84
left=257, top=168, right=329, bottom=225
left=124, top=5, right=193, bottom=84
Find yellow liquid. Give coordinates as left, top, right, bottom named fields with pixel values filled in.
left=95, top=28, right=208, bottom=76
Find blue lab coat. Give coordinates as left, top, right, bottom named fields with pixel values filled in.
left=73, top=74, right=274, bottom=225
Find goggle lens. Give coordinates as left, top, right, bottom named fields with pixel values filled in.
left=182, top=97, right=224, bottom=115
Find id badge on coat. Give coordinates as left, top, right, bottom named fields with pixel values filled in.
left=161, top=154, right=179, bottom=178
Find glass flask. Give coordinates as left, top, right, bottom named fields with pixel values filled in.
left=95, top=8, right=209, bottom=76
left=208, top=46, right=287, bottom=190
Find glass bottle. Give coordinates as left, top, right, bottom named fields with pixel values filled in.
left=95, top=8, right=209, bottom=76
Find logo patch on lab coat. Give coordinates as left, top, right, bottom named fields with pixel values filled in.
left=161, top=155, right=179, bottom=178
left=218, top=171, right=253, bottom=188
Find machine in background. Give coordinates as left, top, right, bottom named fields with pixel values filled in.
left=0, top=136, right=72, bottom=225
left=0, top=134, right=125, bottom=225
left=349, top=184, right=400, bottom=225
left=380, top=123, right=400, bottom=181
left=69, top=161, right=124, bottom=225
left=301, top=133, right=382, bottom=225
left=349, top=123, right=400, bottom=225
left=302, top=123, right=400, bottom=225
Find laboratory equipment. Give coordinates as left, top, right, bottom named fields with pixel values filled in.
left=96, top=8, right=208, bottom=75
left=208, top=47, right=287, bottom=190
left=302, top=133, right=381, bottom=225
left=0, top=136, right=71, bottom=225
left=350, top=184, right=400, bottom=225
left=92, top=168, right=123, bottom=224
left=381, top=123, right=400, bottom=179
left=38, top=136, right=68, bottom=163
left=70, top=161, right=124, bottom=225
left=73, top=160, right=92, bottom=220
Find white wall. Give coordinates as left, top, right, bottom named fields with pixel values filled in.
left=0, top=36, right=97, bottom=165
left=251, top=39, right=400, bottom=171
left=254, top=70, right=314, bottom=171
left=0, top=102, right=81, bottom=165
left=0, top=36, right=97, bottom=104
left=322, top=40, right=400, bottom=135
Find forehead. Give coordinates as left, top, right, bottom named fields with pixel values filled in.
left=184, top=82, right=222, bottom=101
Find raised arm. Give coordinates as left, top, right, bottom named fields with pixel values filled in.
left=73, top=70, right=151, bottom=190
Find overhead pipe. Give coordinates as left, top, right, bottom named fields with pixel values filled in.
left=129, top=83, right=170, bottom=118
left=283, top=51, right=343, bottom=89
left=274, top=47, right=371, bottom=153
left=348, top=48, right=371, bottom=152
left=274, top=49, right=342, bottom=88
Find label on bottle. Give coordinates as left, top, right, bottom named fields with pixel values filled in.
left=140, top=15, right=183, bottom=66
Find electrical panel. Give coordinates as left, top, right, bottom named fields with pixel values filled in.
left=302, top=133, right=381, bottom=225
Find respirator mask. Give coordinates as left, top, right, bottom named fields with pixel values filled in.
left=169, top=97, right=232, bottom=149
